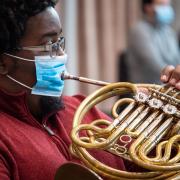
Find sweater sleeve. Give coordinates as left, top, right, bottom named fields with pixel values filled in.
left=0, top=156, right=10, bottom=180
left=0, top=140, right=18, bottom=180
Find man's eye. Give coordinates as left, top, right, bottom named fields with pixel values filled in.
left=52, top=44, right=58, bottom=50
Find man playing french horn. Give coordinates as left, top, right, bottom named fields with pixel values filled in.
left=0, top=0, right=179, bottom=180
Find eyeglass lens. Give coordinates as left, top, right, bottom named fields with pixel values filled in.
left=51, top=37, right=65, bottom=56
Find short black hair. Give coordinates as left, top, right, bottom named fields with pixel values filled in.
left=0, top=0, right=58, bottom=54
left=142, top=0, right=154, bottom=12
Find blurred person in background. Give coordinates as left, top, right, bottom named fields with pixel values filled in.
left=126, top=0, right=180, bottom=84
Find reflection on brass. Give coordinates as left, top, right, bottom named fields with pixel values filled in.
left=64, top=73, right=180, bottom=179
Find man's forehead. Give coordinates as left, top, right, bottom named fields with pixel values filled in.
left=25, top=7, right=62, bottom=38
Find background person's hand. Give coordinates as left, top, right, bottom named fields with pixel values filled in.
left=160, top=65, right=180, bottom=90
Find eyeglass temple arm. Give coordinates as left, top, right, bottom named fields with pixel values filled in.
left=21, top=45, right=50, bottom=52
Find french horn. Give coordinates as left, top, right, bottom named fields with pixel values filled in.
left=62, top=73, right=180, bottom=180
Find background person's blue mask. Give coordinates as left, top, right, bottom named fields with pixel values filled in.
left=155, top=5, right=175, bottom=25
left=32, top=54, right=68, bottom=97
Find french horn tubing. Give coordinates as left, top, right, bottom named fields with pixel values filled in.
left=62, top=72, right=180, bottom=180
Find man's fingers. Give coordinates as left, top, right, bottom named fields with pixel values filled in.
left=161, top=65, right=180, bottom=90
left=168, top=65, right=180, bottom=86
left=175, top=80, right=180, bottom=89
left=160, top=65, right=175, bottom=83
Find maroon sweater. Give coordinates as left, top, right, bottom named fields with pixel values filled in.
left=0, top=90, right=126, bottom=180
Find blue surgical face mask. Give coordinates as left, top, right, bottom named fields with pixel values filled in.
left=5, top=53, right=68, bottom=97
left=155, top=5, right=175, bottom=25
left=32, top=55, right=67, bottom=96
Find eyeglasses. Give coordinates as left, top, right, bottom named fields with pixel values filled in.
left=20, top=37, right=65, bottom=57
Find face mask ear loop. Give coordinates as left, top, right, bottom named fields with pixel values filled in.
left=4, top=53, right=35, bottom=62
left=6, top=75, right=33, bottom=90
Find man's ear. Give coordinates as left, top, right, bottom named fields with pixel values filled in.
left=0, top=54, right=9, bottom=75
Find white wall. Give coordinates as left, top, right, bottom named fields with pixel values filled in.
left=56, top=0, right=79, bottom=96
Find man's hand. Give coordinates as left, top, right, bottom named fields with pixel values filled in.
left=161, top=65, right=180, bottom=90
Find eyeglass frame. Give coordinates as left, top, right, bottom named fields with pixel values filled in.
left=18, top=37, right=65, bottom=57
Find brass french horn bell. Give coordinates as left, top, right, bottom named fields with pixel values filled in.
left=54, top=162, right=102, bottom=180
left=62, top=72, right=180, bottom=180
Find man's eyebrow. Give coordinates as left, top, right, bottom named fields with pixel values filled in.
left=41, top=29, right=63, bottom=38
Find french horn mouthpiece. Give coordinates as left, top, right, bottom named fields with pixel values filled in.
left=61, top=72, right=110, bottom=86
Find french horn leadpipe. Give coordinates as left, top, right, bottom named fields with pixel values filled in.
left=61, top=72, right=159, bottom=89
left=61, top=72, right=180, bottom=180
